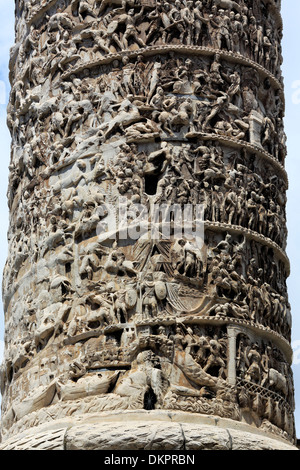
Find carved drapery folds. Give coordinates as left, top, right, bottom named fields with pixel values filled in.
left=0, top=0, right=296, bottom=448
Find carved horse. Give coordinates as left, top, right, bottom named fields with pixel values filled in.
left=114, top=296, right=129, bottom=324
left=264, top=368, right=288, bottom=397
left=214, top=0, right=241, bottom=11
left=98, top=0, right=141, bottom=14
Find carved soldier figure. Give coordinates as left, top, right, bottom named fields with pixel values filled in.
left=120, top=7, right=146, bottom=49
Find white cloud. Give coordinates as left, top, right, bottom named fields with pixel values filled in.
left=293, top=341, right=300, bottom=366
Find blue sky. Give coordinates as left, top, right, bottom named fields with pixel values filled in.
left=0, top=0, right=300, bottom=437
left=0, top=0, right=14, bottom=354
left=281, top=0, right=300, bottom=438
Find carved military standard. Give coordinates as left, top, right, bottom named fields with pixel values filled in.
left=0, top=0, right=297, bottom=450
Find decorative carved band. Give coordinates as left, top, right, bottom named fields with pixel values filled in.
left=59, top=45, right=284, bottom=93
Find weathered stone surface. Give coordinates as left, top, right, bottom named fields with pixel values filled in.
left=181, top=424, right=232, bottom=451
left=1, top=413, right=297, bottom=451
left=228, top=428, right=297, bottom=451
left=0, top=0, right=297, bottom=451
left=0, top=427, right=67, bottom=451
left=65, top=422, right=184, bottom=451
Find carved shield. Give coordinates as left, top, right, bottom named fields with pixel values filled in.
left=125, top=289, right=138, bottom=308
left=106, top=20, right=119, bottom=34
left=155, top=281, right=167, bottom=300
left=141, top=0, right=156, bottom=6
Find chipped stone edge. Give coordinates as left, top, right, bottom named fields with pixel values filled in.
left=0, top=410, right=297, bottom=451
